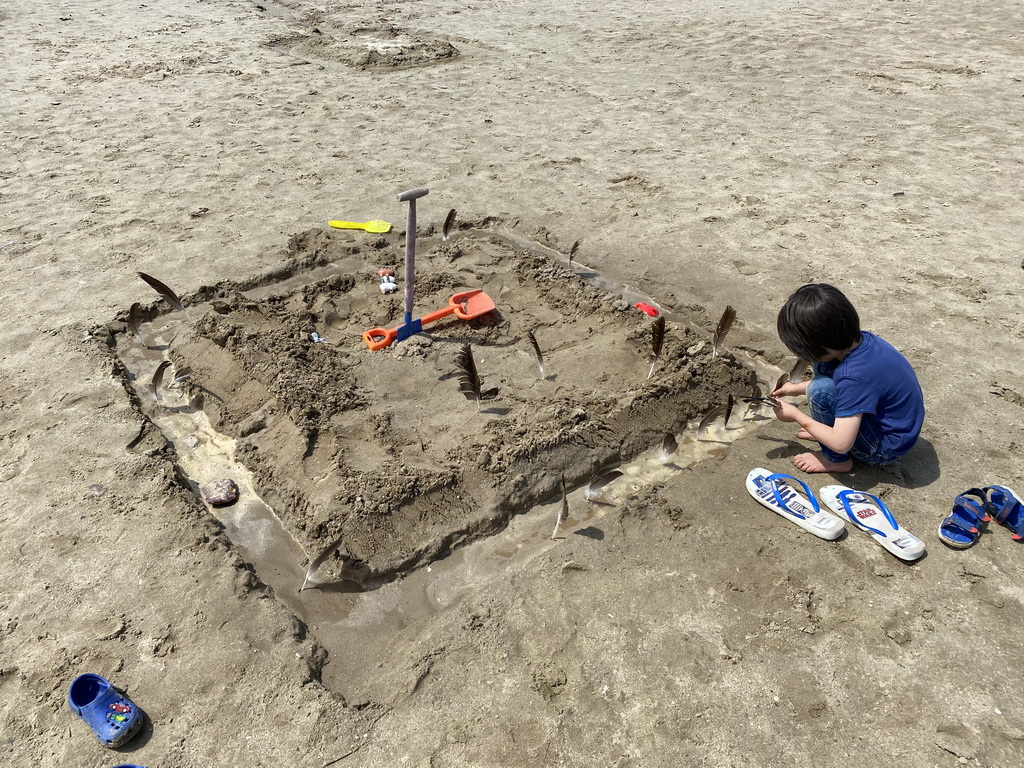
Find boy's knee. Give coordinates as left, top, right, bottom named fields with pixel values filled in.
left=807, top=375, right=836, bottom=401
left=806, top=375, right=838, bottom=423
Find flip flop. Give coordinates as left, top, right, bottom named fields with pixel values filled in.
left=68, top=674, right=144, bottom=748
left=937, top=492, right=989, bottom=549
left=982, top=484, right=1024, bottom=540
left=819, top=486, right=925, bottom=561
left=745, top=468, right=845, bottom=540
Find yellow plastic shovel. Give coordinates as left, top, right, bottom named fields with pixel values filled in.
left=328, top=219, right=392, bottom=233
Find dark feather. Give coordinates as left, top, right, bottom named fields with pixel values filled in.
left=456, top=344, right=498, bottom=407
left=586, top=469, right=623, bottom=501
left=788, top=357, right=809, bottom=383
left=559, top=478, right=569, bottom=523
left=456, top=344, right=481, bottom=401
left=648, top=316, right=666, bottom=380
left=172, top=366, right=193, bottom=385
left=150, top=360, right=171, bottom=402
left=138, top=271, right=186, bottom=313
left=712, top=305, right=736, bottom=357
left=697, top=403, right=727, bottom=439
left=128, top=303, right=147, bottom=346
left=442, top=208, right=457, bottom=241
left=651, top=316, right=666, bottom=358
left=724, top=393, right=735, bottom=428
left=661, top=432, right=678, bottom=462
left=745, top=386, right=764, bottom=416
left=300, top=535, right=346, bottom=592
left=774, top=372, right=789, bottom=392
left=568, top=239, right=580, bottom=268
left=527, top=330, right=546, bottom=378
left=742, top=396, right=781, bottom=408
left=552, top=474, right=569, bottom=539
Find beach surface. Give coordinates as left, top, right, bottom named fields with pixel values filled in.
left=2, top=1, right=1023, bottom=766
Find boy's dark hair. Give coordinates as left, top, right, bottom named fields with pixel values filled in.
left=777, top=284, right=861, bottom=362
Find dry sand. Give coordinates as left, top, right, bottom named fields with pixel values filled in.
left=2, top=1, right=1024, bottom=766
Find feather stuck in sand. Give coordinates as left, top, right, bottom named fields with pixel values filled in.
left=712, top=305, right=736, bottom=358
left=660, top=432, right=678, bottom=463
left=150, top=361, right=171, bottom=402
left=456, top=344, right=499, bottom=410
left=527, top=330, right=546, bottom=379
left=300, top=536, right=346, bottom=592
left=697, top=403, right=727, bottom=440
left=442, top=208, right=457, bottom=241
left=648, top=316, right=666, bottom=380
left=585, top=469, right=623, bottom=503
left=552, top=474, right=570, bottom=539
left=138, top=271, right=187, bottom=314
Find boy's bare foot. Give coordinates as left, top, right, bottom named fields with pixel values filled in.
left=791, top=451, right=853, bottom=474
left=796, top=429, right=814, bottom=440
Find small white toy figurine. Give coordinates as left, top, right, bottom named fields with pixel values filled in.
left=378, top=267, right=398, bottom=295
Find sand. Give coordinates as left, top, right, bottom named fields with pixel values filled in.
left=2, top=1, right=1024, bottom=766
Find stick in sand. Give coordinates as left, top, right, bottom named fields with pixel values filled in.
left=396, top=187, right=429, bottom=343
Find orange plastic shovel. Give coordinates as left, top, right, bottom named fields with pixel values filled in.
left=362, top=289, right=495, bottom=350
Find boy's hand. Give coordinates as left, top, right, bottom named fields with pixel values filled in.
left=771, top=381, right=805, bottom=398
left=771, top=399, right=804, bottom=424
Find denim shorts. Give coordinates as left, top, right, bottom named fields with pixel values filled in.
left=806, top=364, right=900, bottom=466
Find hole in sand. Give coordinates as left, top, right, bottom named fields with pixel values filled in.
left=109, top=223, right=778, bottom=697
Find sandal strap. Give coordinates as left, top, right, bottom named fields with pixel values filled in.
left=983, top=485, right=1024, bottom=538
left=945, top=496, right=986, bottom=534
left=953, top=494, right=987, bottom=523
left=765, top=473, right=820, bottom=519
left=982, top=485, right=1020, bottom=524
left=961, top=487, right=992, bottom=522
left=836, top=489, right=898, bottom=538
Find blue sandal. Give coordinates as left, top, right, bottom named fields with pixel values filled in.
left=938, top=491, right=989, bottom=549
left=68, top=674, right=144, bottom=748
left=983, top=485, right=1024, bottom=541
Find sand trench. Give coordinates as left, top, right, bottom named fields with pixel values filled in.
left=106, top=223, right=777, bottom=696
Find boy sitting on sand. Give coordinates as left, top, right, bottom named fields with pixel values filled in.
left=770, top=283, right=925, bottom=474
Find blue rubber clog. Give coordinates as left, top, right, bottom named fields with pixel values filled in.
left=67, top=673, right=144, bottom=748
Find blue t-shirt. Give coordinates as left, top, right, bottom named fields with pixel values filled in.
left=833, top=332, right=925, bottom=456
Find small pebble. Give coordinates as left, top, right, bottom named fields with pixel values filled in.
left=89, top=484, right=105, bottom=498
left=202, top=478, right=239, bottom=507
